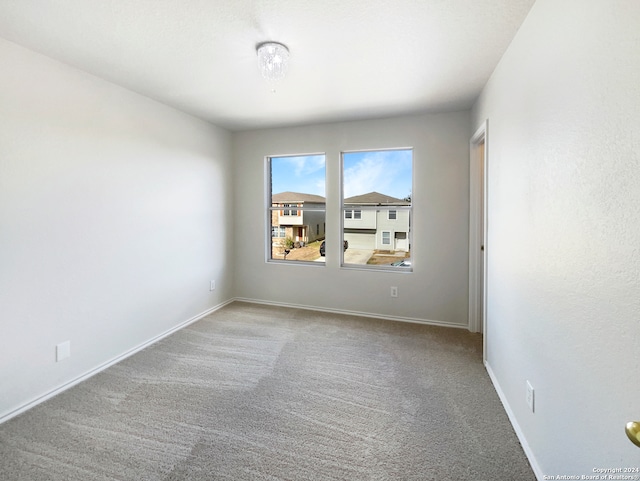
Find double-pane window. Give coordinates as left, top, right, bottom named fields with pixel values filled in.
left=344, top=209, right=362, bottom=220
left=267, top=155, right=326, bottom=263
left=266, top=149, right=412, bottom=270
left=342, top=149, right=412, bottom=269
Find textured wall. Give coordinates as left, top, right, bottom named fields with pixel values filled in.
left=232, top=112, right=471, bottom=326
left=0, top=38, right=234, bottom=420
left=472, top=0, right=640, bottom=475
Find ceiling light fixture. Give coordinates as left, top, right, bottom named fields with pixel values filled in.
left=256, top=41, right=290, bottom=82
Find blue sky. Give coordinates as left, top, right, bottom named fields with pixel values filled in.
left=271, top=149, right=412, bottom=200
left=271, top=155, right=326, bottom=196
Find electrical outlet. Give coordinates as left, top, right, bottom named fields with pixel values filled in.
left=390, top=286, right=398, bottom=298
left=56, top=341, right=71, bottom=362
left=526, top=380, right=535, bottom=412
left=210, top=280, right=216, bottom=291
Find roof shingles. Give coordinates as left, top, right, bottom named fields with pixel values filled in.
left=344, top=191, right=409, bottom=205
left=272, top=191, right=326, bottom=203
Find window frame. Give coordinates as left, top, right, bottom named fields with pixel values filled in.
left=340, top=147, right=413, bottom=272
left=344, top=209, right=362, bottom=220
left=271, top=225, right=286, bottom=238
left=265, top=153, right=327, bottom=266
left=282, top=204, right=300, bottom=216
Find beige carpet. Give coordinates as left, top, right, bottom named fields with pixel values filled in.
left=0, top=302, right=535, bottom=480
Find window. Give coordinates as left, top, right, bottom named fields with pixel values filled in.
left=271, top=226, right=286, bottom=238
left=342, top=149, right=412, bottom=269
left=267, top=154, right=326, bottom=263
left=282, top=204, right=299, bottom=216
left=344, top=209, right=362, bottom=220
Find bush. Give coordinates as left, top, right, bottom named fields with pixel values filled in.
left=284, top=236, right=295, bottom=249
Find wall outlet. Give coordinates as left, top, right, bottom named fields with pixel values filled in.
left=390, top=286, right=398, bottom=298
left=56, top=341, right=71, bottom=362
left=526, top=380, right=535, bottom=412
left=210, top=280, right=216, bottom=291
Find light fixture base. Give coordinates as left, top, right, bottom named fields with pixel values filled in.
left=256, top=41, right=290, bottom=81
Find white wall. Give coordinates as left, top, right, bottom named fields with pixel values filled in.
left=0, top=38, right=234, bottom=420
left=472, top=0, right=640, bottom=476
left=233, top=112, right=471, bottom=326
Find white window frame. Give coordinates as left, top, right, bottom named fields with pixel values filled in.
left=388, top=210, right=397, bottom=220
left=266, top=154, right=326, bottom=265
left=344, top=209, right=362, bottom=220
left=340, top=148, right=413, bottom=271
left=271, top=225, right=286, bottom=238
left=282, top=204, right=299, bottom=216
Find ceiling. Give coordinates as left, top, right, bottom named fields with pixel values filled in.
left=0, top=0, right=535, bottom=131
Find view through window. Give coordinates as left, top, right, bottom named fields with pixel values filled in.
left=267, top=154, right=326, bottom=263
left=266, top=150, right=412, bottom=268
left=342, top=149, right=413, bottom=269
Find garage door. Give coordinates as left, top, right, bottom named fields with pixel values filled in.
left=344, top=232, right=375, bottom=249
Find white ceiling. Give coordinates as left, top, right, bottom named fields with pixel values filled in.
left=0, top=0, right=535, bottom=131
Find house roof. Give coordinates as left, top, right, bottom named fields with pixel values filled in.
left=272, top=192, right=326, bottom=203
left=344, top=192, right=409, bottom=205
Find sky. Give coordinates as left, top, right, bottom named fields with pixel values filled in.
left=271, top=149, right=412, bottom=200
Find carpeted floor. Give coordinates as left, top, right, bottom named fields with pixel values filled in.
left=0, top=302, right=535, bottom=480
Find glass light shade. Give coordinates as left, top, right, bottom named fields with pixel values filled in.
left=256, top=42, right=289, bottom=81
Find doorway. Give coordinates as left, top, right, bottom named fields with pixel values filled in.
left=469, top=121, right=488, bottom=359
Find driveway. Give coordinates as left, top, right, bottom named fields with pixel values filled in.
left=343, top=249, right=374, bottom=264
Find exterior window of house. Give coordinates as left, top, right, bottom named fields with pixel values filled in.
left=345, top=209, right=362, bottom=220
left=267, top=154, right=326, bottom=264
left=271, top=226, right=286, bottom=238
left=341, top=148, right=412, bottom=269
left=282, top=204, right=299, bottom=216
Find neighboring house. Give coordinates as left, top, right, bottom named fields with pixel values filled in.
left=343, top=192, right=410, bottom=252
left=271, top=192, right=326, bottom=245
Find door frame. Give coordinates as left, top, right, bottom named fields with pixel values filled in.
left=468, top=120, right=489, bottom=359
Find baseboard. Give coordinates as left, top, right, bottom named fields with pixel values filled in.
left=234, top=297, right=467, bottom=330
left=485, top=361, right=544, bottom=481
left=2, top=297, right=463, bottom=425
left=0, top=298, right=234, bottom=425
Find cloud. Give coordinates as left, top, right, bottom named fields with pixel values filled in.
left=284, top=155, right=325, bottom=178
left=343, top=150, right=412, bottom=199
left=343, top=155, right=387, bottom=198
left=272, top=155, right=326, bottom=196
left=270, top=151, right=411, bottom=200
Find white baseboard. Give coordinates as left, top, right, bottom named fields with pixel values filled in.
left=234, top=297, right=467, bottom=330
left=1, top=297, right=464, bottom=425
left=0, top=299, right=234, bottom=425
left=485, top=361, right=544, bottom=481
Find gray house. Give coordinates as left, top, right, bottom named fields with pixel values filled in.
left=343, top=192, right=410, bottom=252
